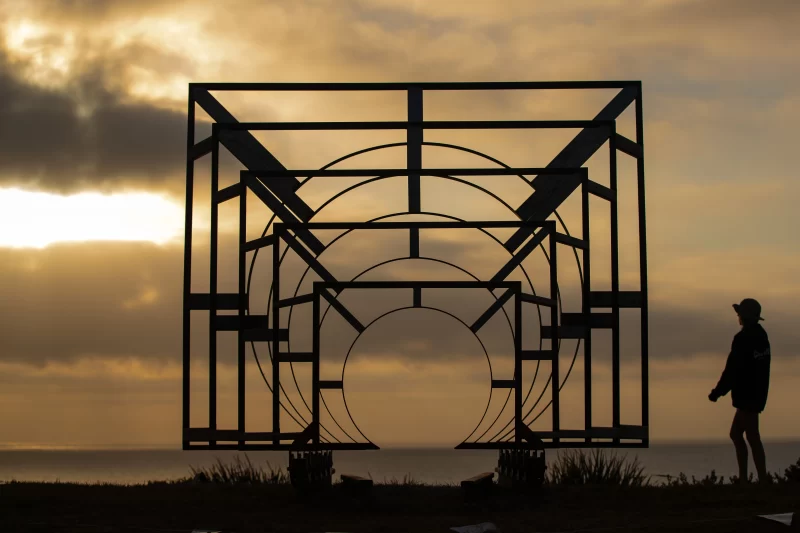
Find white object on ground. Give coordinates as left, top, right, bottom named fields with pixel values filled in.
left=758, top=513, right=794, bottom=526
left=450, top=522, right=500, bottom=533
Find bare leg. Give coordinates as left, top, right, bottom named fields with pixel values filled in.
left=730, top=410, right=749, bottom=482
left=742, top=411, right=768, bottom=482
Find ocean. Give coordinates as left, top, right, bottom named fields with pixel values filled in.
left=1, top=441, right=798, bottom=485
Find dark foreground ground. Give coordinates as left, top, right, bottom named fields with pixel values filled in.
left=1, top=480, right=798, bottom=533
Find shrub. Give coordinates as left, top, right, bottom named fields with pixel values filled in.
left=187, top=454, right=288, bottom=485
left=546, top=449, right=650, bottom=487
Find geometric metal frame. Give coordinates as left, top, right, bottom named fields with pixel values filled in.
left=182, top=81, right=649, bottom=451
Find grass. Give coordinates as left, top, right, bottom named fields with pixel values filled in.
left=5, top=454, right=800, bottom=533
left=179, top=451, right=800, bottom=488
left=546, top=448, right=649, bottom=487
left=186, top=454, right=289, bottom=485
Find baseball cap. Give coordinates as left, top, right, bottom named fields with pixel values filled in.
left=733, top=298, right=764, bottom=321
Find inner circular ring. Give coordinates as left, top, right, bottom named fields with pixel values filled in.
left=336, top=305, right=493, bottom=446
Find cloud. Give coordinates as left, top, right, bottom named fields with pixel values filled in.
left=0, top=47, right=189, bottom=193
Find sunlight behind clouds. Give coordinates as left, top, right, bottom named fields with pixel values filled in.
left=0, top=188, right=186, bottom=248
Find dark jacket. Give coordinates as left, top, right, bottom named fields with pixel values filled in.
left=712, top=324, right=771, bottom=412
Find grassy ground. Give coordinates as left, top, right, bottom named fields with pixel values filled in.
left=2, top=451, right=799, bottom=533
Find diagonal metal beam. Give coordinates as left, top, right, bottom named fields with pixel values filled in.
left=320, top=289, right=365, bottom=333
left=282, top=230, right=338, bottom=287
left=193, top=88, right=323, bottom=254
left=470, top=288, right=515, bottom=333
left=244, top=174, right=323, bottom=253
left=490, top=226, right=550, bottom=283
left=504, top=86, right=638, bottom=252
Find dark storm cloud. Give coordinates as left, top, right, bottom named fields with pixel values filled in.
left=20, top=0, right=178, bottom=21
left=0, top=47, right=190, bottom=193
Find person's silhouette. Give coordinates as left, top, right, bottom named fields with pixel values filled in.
left=708, top=298, right=771, bottom=483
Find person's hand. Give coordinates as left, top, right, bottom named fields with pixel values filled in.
left=708, top=390, right=718, bottom=402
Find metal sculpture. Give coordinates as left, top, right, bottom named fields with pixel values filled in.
left=182, top=82, right=649, bottom=484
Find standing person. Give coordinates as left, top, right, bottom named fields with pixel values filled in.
left=708, top=298, right=771, bottom=483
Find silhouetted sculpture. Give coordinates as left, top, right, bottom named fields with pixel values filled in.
left=709, top=298, right=771, bottom=483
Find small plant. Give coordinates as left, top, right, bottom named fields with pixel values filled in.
left=783, top=457, right=800, bottom=483
left=546, top=449, right=650, bottom=487
left=379, top=473, right=428, bottom=486
left=187, top=454, right=289, bottom=485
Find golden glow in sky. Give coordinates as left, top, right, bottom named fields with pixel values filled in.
left=0, top=188, right=185, bottom=248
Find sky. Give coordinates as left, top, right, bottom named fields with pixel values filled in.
left=0, top=0, right=799, bottom=449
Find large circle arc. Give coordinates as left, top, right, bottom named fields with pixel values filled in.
left=245, top=141, right=585, bottom=444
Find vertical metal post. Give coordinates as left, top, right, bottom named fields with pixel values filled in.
left=549, top=222, right=560, bottom=444
left=408, top=88, right=423, bottom=213
left=238, top=173, right=247, bottom=446
left=514, top=285, right=522, bottom=444
left=609, top=124, right=620, bottom=444
left=635, top=84, right=649, bottom=439
left=182, top=87, right=195, bottom=447
left=272, top=223, right=282, bottom=446
left=209, top=124, right=219, bottom=445
left=581, top=170, right=592, bottom=443
left=312, top=284, right=321, bottom=445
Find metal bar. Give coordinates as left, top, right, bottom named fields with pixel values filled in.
left=244, top=175, right=324, bottom=255
left=218, top=120, right=614, bottom=131
left=242, top=329, right=287, bottom=342
left=190, top=136, right=214, bottom=160
left=408, top=88, right=422, bottom=213
left=491, top=380, right=516, bottom=388
left=243, top=167, right=583, bottom=178
left=322, top=280, right=518, bottom=290
left=521, top=350, right=554, bottom=361
left=282, top=230, right=339, bottom=287
left=278, top=352, right=314, bottom=363
left=312, top=286, right=321, bottom=445
left=636, top=85, right=649, bottom=439
left=615, top=133, right=642, bottom=159
left=514, top=288, right=522, bottom=444
left=216, top=315, right=269, bottom=330
left=321, top=289, right=365, bottom=333
left=586, top=180, right=616, bottom=202
left=188, top=293, right=246, bottom=310
left=186, top=429, right=305, bottom=441
left=590, top=291, right=642, bottom=308
left=470, top=288, right=515, bottom=333
left=279, top=221, right=547, bottom=230
left=413, top=287, right=422, bottom=307
left=209, top=126, right=219, bottom=446
left=279, top=293, right=315, bottom=308
left=456, top=441, right=647, bottom=450
left=189, top=81, right=641, bottom=91
left=319, top=380, right=344, bottom=389
left=506, top=87, right=638, bottom=251
left=272, top=225, right=281, bottom=446
left=610, top=123, right=621, bottom=443
left=409, top=227, right=419, bottom=258
left=562, top=313, right=614, bottom=329
left=192, top=89, right=313, bottom=223
left=491, top=227, right=550, bottom=283
left=554, top=232, right=588, bottom=250
left=520, top=293, right=555, bottom=307
left=185, top=443, right=380, bottom=451
left=238, top=170, right=246, bottom=447
left=550, top=224, right=560, bottom=444
left=182, top=86, right=195, bottom=446
left=215, top=183, right=242, bottom=203
left=582, top=172, right=592, bottom=443
left=242, top=234, right=276, bottom=252
left=541, top=325, right=585, bottom=339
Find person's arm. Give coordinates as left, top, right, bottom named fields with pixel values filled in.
left=710, top=337, right=741, bottom=400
